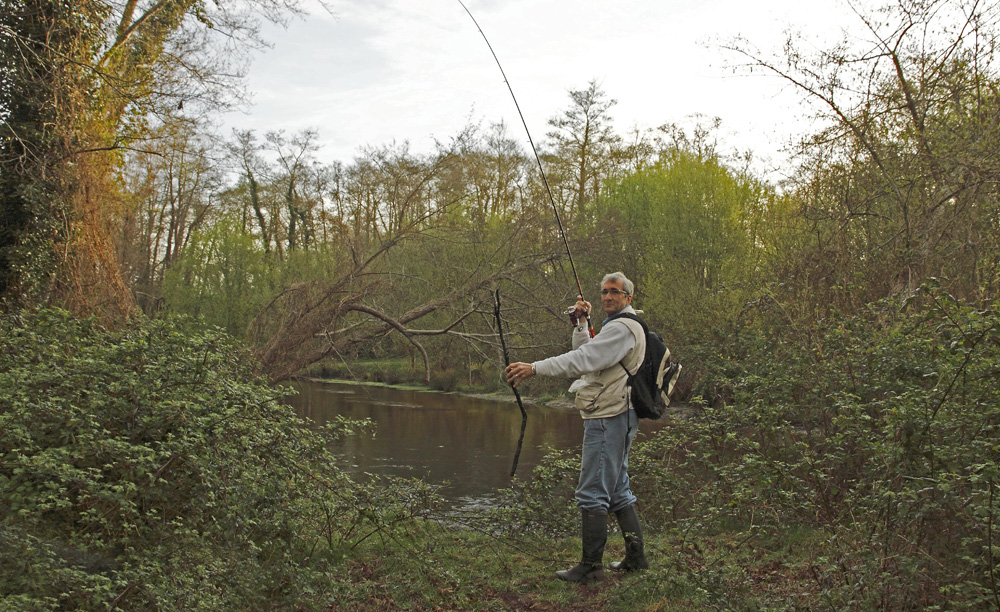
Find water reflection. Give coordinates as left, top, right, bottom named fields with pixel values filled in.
left=285, top=379, right=664, bottom=504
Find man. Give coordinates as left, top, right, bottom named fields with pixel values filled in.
left=505, top=271, right=649, bottom=583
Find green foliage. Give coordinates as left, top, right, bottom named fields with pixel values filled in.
left=162, top=217, right=274, bottom=334
left=0, top=308, right=439, bottom=610
left=628, top=283, right=1000, bottom=609
left=600, top=140, right=780, bottom=350
left=163, top=219, right=356, bottom=338
left=487, top=448, right=580, bottom=538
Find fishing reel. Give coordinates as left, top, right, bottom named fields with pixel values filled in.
left=564, top=306, right=591, bottom=327
left=564, top=305, right=595, bottom=337
left=563, top=306, right=580, bottom=325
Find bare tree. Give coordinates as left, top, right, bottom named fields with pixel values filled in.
left=267, top=129, right=320, bottom=253
left=725, top=0, right=1000, bottom=309
left=234, top=133, right=568, bottom=382
left=120, top=119, right=221, bottom=312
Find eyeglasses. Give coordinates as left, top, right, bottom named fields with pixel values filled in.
left=600, top=288, right=629, bottom=296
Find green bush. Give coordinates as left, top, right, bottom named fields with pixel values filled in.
left=629, top=283, right=1000, bottom=609
left=0, top=309, right=413, bottom=610
left=486, top=447, right=580, bottom=539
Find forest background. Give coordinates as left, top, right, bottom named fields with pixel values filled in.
left=2, top=0, right=1000, bottom=610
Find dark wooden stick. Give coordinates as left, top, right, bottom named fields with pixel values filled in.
left=494, top=289, right=527, bottom=477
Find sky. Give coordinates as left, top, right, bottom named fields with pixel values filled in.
left=220, top=0, right=857, bottom=176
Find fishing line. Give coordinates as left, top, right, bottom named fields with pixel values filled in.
left=457, top=0, right=594, bottom=335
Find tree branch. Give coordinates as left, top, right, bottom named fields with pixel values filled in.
left=346, top=304, right=431, bottom=385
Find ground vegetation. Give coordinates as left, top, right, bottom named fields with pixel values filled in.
left=3, top=0, right=1000, bottom=609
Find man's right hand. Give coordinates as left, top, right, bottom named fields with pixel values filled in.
left=505, top=362, right=534, bottom=388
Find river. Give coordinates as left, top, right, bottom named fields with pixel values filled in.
left=285, top=379, right=666, bottom=506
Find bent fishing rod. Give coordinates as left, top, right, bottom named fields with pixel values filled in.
left=457, top=0, right=595, bottom=337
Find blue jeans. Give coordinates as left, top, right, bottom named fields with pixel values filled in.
left=575, top=408, right=639, bottom=513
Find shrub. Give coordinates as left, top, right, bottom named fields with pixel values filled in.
left=629, top=283, right=1000, bottom=609
left=486, top=447, right=579, bottom=539
left=0, top=309, right=393, bottom=610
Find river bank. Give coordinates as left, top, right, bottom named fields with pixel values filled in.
left=281, top=380, right=819, bottom=611
left=297, top=375, right=578, bottom=409
left=296, top=375, right=698, bottom=421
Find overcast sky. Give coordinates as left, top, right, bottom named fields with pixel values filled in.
left=221, top=0, right=856, bottom=176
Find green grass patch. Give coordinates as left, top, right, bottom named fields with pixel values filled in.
left=327, top=515, right=826, bottom=612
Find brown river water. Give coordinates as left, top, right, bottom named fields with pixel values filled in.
left=284, top=379, right=667, bottom=507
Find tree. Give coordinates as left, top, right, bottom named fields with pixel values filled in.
left=727, top=0, right=1000, bottom=313
left=443, top=121, right=531, bottom=224
left=120, top=119, right=221, bottom=313
left=163, top=214, right=272, bottom=335
left=0, top=0, right=309, bottom=319
left=159, top=128, right=565, bottom=382
left=267, top=128, right=321, bottom=253
left=246, top=137, right=564, bottom=382
left=227, top=129, right=278, bottom=255
left=544, top=80, right=622, bottom=218
left=602, top=126, right=777, bottom=344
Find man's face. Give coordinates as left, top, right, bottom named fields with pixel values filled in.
left=600, top=279, right=632, bottom=316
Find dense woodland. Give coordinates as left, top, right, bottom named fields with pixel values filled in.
left=2, top=0, right=1000, bottom=610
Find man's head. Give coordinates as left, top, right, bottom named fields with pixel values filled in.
left=600, top=272, right=634, bottom=316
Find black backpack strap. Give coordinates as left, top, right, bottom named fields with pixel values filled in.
left=608, top=312, right=646, bottom=377
left=606, top=311, right=647, bottom=331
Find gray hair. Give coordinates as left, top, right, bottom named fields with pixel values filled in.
left=601, top=272, right=634, bottom=296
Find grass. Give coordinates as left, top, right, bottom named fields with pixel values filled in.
left=320, top=514, right=825, bottom=611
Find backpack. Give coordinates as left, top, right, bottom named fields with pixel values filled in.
left=609, top=312, right=682, bottom=419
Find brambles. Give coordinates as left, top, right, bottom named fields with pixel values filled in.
left=0, top=309, right=441, bottom=610
left=621, top=284, right=1000, bottom=609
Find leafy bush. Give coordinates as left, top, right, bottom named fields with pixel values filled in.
left=0, top=309, right=436, bottom=610
left=486, top=448, right=580, bottom=539
left=629, top=283, right=1000, bottom=609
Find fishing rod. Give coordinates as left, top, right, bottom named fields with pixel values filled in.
left=457, top=0, right=595, bottom=336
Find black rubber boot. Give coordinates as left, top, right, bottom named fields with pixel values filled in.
left=610, top=504, right=648, bottom=571
left=556, top=510, right=608, bottom=583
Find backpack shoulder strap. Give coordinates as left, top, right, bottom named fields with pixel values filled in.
left=607, top=312, right=647, bottom=376
left=606, top=312, right=649, bottom=340
left=606, top=311, right=647, bottom=331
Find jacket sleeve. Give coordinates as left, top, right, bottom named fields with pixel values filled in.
left=532, top=321, right=636, bottom=379
left=571, top=320, right=590, bottom=350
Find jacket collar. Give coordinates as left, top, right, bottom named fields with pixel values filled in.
left=602, top=305, right=636, bottom=326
